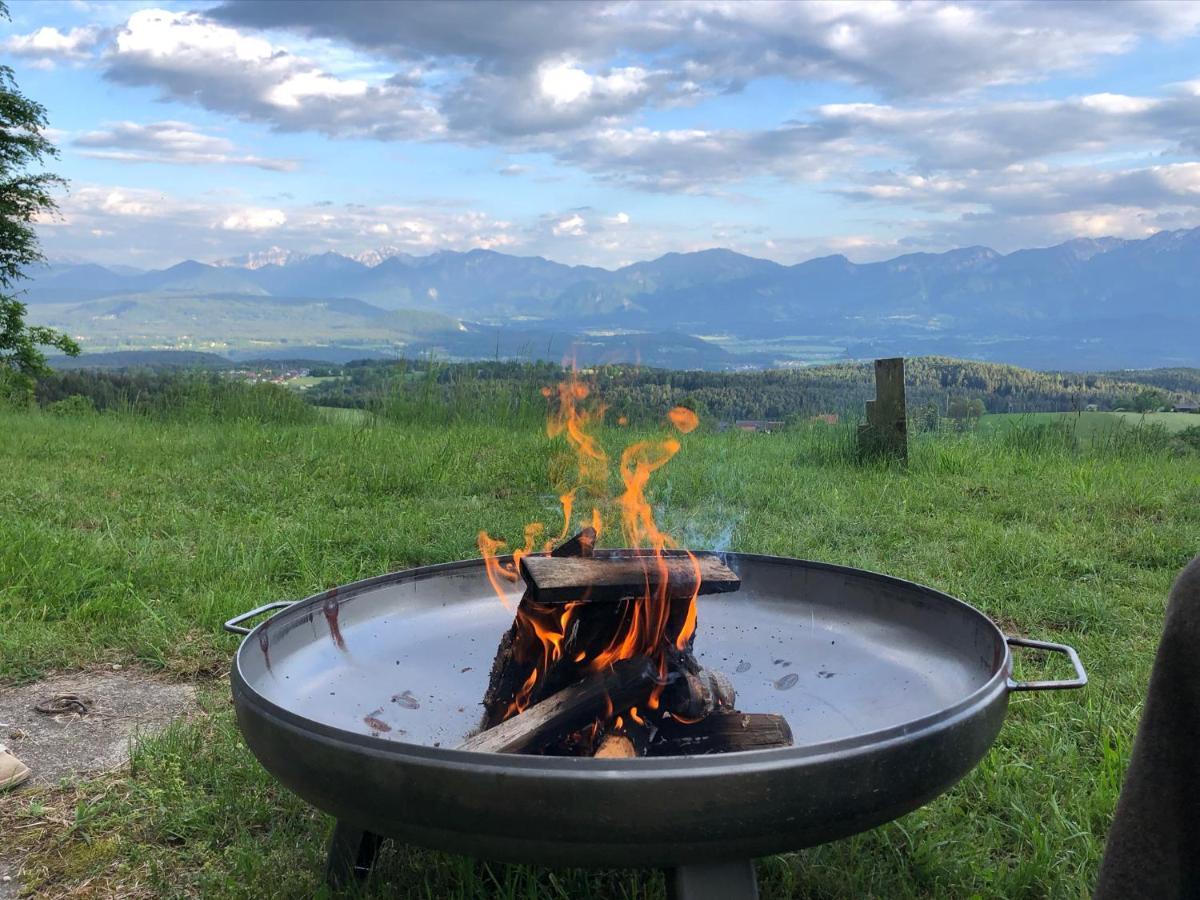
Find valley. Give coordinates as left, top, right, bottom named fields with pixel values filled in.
left=21, top=225, right=1200, bottom=371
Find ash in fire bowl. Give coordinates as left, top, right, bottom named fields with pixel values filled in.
left=460, top=538, right=793, bottom=758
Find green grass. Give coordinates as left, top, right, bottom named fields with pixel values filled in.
left=1, top=409, right=1198, bottom=898
left=983, top=410, right=1200, bottom=439
left=284, top=375, right=344, bottom=389
left=316, top=405, right=369, bottom=424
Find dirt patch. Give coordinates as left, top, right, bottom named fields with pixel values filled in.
left=0, top=669, right=198, bottom=789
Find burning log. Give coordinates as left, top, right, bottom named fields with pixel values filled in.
left=647, top=713, right=794, bottom=756
left=551, top=526, right=596, bottom=558
left=664, top=666, right=737, bottom=721
left=461, top=657, right=657, bottom=755
left=519, top=554, right=739, bottom=604
left=478, top=540, right=782, bottom=758
left=481, top=530, right=598, bottom=729
left=470, top=371, right=787, bottom=759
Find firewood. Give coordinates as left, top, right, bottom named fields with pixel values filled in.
left=481, top=613, right=523, bottom=727
left=647, top=712, right=793, bottom=756
left=665, top=668, right=737, bottom=721
left=461, top=656, right=658, bottom=755
left=594, top=734, right=636, bottom=758
left=551, top=527, right=596, bottom=558
left=520, top=554, right=740, bottom=604
left=480, top=530, right=596, bottom=729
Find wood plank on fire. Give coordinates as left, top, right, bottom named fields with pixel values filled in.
left=460, top=656, right=658, bottom=755
left=519, top=554, right=740, bottom=604
left=551, top=527, right=596, bottom=558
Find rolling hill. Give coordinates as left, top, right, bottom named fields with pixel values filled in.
left=21, top=225, right=1200, bottom=369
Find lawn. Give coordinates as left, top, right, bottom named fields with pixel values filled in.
left=982, top=410, right=1200, bottom=439
left=1, top=408, right=1198, bottom=898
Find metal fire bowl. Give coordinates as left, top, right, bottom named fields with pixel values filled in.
left=227, top=553, right=1085, bottom=868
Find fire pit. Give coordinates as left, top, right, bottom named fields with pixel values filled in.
left=224, top=551, right=1085, bottom=899
left=225, top=373, right=1084, bottom=897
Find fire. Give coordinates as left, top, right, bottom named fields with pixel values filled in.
left=479, top=368, right=702, bottom=736
left=667, top=406, right=699, bottom=434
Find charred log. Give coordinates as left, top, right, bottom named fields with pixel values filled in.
left=664, top=667, right=737, bottom=721
left=460, top=657, right=658, bottom=755
left=647, top=712, right=793, bottom=756
left=481, top=612, right=523, bottom=728
left=551, top=527, right=596, bottom=558
left=481, top=531, right=596, bottom=729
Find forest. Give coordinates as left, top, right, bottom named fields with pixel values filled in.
left=304, top=357, right=1200, bottom=424
left=31, top=356, right=1200, bottom=426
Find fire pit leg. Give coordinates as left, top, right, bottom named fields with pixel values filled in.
left=667, top=860, right=759, bottom=900
left=325, top=821, right=384, bottom=888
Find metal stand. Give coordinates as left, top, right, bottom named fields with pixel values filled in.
left=323, top=829, right=758, bottom=899
left=326, top=821, right=384, bottom=889
left=668, top=860, right=759, bottom=900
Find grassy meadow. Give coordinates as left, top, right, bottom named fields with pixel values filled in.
left=1, top=398, right=1198, bottom=898
left=982, top=410, right=1200, bottom=439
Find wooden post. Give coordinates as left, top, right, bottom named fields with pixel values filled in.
left=858, top=357, right=908, bottom=462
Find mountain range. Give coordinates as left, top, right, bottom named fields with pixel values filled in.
left=21, top=226, right=1200, bottom=370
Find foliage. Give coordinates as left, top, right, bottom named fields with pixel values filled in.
left=0, top=11, right=79, bottom=396
left=1100, top=368, right=1200, bottom=396
left=45, top=393, right=96, bottom=416
left=35, top=369, right=315, bottom=424
left=1116, top=389, right=1167, bottom=413
left=1179, top=426, right=1200, bottom=453
left=304, top=357, right=1200, bottom=425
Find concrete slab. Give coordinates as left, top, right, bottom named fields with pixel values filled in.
left=0, top=861, right=19, bottom=900
left=0, top=669, right=198, bottom=788
left=0, top=669, right=199, bottom=896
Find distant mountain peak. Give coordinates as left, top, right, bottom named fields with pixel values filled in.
left=352, top=246, right=419, bottom=267
left=215, top=246, right=311, bottom=270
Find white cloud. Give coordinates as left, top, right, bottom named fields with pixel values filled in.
left=211, top=0, right=1200, bottom=114
left=221, top=208, right=287, bottom=231
left=538, top=60, right=648, bottom=107
left=3, top=25, right=103, bottom=65
left=103, top=9, right=444, bottom=140
left=552, top=213, right=587, bottom=236
left=37, top=184, right=524, bottom=266
left=74, top=121, right=298, bottom=171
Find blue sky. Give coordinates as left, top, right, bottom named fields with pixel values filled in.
left=6, top=0, right=1200, bottom=269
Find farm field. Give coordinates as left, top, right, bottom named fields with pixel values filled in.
left=982, top=410, right=1200, bottom=438
left=1, top=407, right=1198, bottom=898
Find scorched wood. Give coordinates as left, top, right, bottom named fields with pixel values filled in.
left=480, top=529, right=596, bottom=729
left=461, top=656, right=657, bottom=755
left=647, top=712, right=793, bottom=756
left=551, top=527, right=596, bottom=558
left=520, top=554, right=740, bottom=604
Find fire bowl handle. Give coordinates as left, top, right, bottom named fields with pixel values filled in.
left=223, top=601, right=295, bottom=636
left=1005, top=636, right=1088, bottom=692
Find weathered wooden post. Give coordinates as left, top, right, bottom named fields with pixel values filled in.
left=858, top=357, right=908, bottom=463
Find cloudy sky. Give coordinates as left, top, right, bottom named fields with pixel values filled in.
left=7, top=0, right=1200, bottom=269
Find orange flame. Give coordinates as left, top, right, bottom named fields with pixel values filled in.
left=479, top=367, right=703, bottom=736
left=667, top=406, right=699, bottom=434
